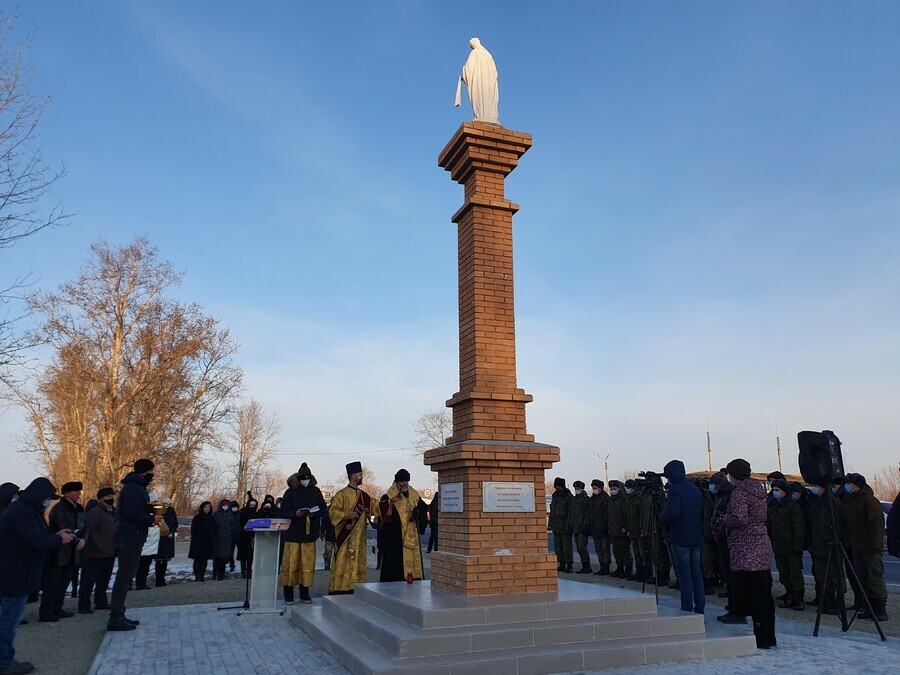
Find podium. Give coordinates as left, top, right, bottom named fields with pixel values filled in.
left=241, top=518, right=290, bottom=615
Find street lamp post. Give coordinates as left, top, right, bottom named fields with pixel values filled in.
left=598, top=453, right=610, bottom=488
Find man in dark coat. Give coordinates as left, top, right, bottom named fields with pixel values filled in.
left=426, top=491, right=439, bottom=554
left=549, top=477, right=573, bottom=573
left=238, top=496, right=258, bottom=578
left=280, top=463, right=327, bottom=603
left=623, top=480, right=643, bottom=581
left=0, top=478, right=75, bottom=674
left=659, top=460, right=704, bottom=614
left=804, top=481, right=843, bottom=614
left=79, top=487, right=117, bottom=614
left=0, top=483, right=18, bottom=520
left=569, top=481, right=593, bottom=573
left=108, top=459, right=160, bottom=631
left=212, top=499, right=235, bottom=581
left=607, top=480, right=631, bottom=578
left=589, top=480, right=610, bottom=575
left=768, top=479, right=806, bottom=610
left=40, top=481, right=85, bottom=622
left=188, top=502, right=215, bottom=582
left=842, top=473, right=888, bottom=621
left=888, top=464, right=900, bottom=560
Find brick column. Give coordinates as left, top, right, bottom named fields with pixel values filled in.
left=424, top=122, right=560, bottom=596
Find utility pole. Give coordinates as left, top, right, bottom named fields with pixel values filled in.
left=775, top=421, right=783, bottom=473
left=598, top=453, right=610, bottom=487
left=706, top=415, right=713, bottom=472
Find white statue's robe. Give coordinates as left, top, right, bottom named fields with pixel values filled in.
left=455, top=38, right=499, bottom=124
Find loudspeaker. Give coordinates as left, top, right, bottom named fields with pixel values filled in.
left=797, top=430, right=845, bottom=485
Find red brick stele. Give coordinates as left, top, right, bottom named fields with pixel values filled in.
left=424, top=122, right=560, bottom=596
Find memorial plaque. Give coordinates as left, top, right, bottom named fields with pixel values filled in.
left=482, top=481, right=535, bottom=513
left=440, top=482, right=463, bottom=512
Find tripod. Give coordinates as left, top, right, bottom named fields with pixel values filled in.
left=217, top=538, right=253, bottom=614
left=812, top=482, right=885, bottom=641
left=640, top=489, right=664, bottom=605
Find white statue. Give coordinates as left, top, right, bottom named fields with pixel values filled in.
left=455, top=38, right=499, bottom=124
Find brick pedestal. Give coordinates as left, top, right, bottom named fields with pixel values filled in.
left=425, top=122, right=559, bottom=596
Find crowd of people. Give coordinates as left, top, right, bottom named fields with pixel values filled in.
left=549, top=458, right=897, bottom=650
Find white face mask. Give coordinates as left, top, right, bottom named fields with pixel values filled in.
left=610, top=489, right=619, bottom=496
left=592, top=488, right=600, bottom=495
left=574, top=489, right=583, bottom=495
left=300, top=479, right=310, bottom=487
left=221, top=505, right=228, bottom=511
left=231, top=507, right=238, bottom=512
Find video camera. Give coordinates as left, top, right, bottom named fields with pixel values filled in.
left=634, top=471, right=664, bottom=490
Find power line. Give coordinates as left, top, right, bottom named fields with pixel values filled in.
left=277, top=446, right=416, bottom=456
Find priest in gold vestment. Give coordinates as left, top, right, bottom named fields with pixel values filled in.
left=378, top=469, right=428, bottom=583
left=327, top=461, right=373, bottom=594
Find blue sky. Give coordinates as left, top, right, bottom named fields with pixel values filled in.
left=2, top=1, right=898, bottom=493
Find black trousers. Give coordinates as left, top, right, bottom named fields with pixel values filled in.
left=213, top=558, right=228, bottom=580
left=427, top=526, right=438, bottom=552
left=733, top=569, right=776, bottom=648
left=135, top=555, right=154, bottom=588
left=40, top=563, right=74, bottom=617
left=109, top=544, right=142, bottom=623
left=192, top=558, right=208, bottom=581
left=79, top=557, right=114, bottom=612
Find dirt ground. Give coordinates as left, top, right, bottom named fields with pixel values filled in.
left=14, top=546, right=897, bottom=674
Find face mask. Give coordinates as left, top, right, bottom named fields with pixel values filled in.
left=610, top=489, right=619, bottom=496
left=575, top=489, right=583, bottom=495
left=103, top=499, right=115, bottom=507
left=772, top=490, right=783, bottom=500
left=844, top=484, right=853, bottom=494
left=592, top=488, right=600, bottom=495
left=222, top=505, right=229, bottom=511
left=625, top=488, right=633, bottom=495
left=300, top=479, right=310, bottom=487
left=263, top=505, right=271, bottom=511
left=790, top=492, right=800, bottom=501
left=231, top=507, right=238, bottom=512
left=42, top=499, right=52, bottom=509
left=709, top=485, right=717, bottom=494
left=144, top=473, right=154, bottom=484
left=809, top=487, right=821, bottom=496
left=249, top=503, right=257, bottom=510
left=11, top=494, right=18, bottom=502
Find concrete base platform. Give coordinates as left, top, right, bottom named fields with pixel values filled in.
left=290, top=580, right=756, bottom=674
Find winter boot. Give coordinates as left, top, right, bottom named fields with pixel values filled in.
left=626, top=565, right=642, bottom=581
left=557, top=563, right=566, bottom=572
left=576, top=562, right=592, bottom=574
left=791, top=592, right=805, bottom=611
left=875, top=598, right=889, bottom=622
left=299, top=586, right=312, bottom=604
left=565, top=562, right=574, bottom=573
left=704, top=578, right=716, bottom=595
left=778, top=591, right=794, bottom=609
left=600, top=562, right=611, bottom=575
left=776, top=590, right=790, bottom=602
left=155, top=560, right=168, bottom=587
left=283, top=586, right=295, bottom=605
left=240, top=561, right=248, bottom=579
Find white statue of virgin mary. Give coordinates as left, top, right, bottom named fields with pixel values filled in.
left=455, top=38, right=499, bottom=124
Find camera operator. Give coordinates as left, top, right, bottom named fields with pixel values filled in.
left=107, top=459, right=162, bottom=632
left=658, top=460, right=704, bottom=614
left=0, top=478, right=76, bottom=675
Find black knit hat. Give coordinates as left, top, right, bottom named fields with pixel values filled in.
left=771, top=479, right=789, bottom=492
left=297, top=462, right=312, bottom=479
left=767, top=471, right=785, bottom=481
left=789, top=482, right=805, bottom=494
left=608, top=480, right=623, bottom=489
left=725, top=458, right=752, bottom=480
left=846, top=473, right=867, bottom=488
left=709, top=472, right=729, bottom=487
left=573, top=480, right=585, bottom=489
left=97, top=487, right=115, bottom=499
left=553, top=477, right=565, bottom=488
left=591, top=479, right=604, bottom=488
left=134, top=458, right=154, bottom=474
left=61, top=481, right=83, bottom=494
left=624, top=479, right=635, bottom=489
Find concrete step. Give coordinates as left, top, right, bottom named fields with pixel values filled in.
left=321, top=594, right=705, bottom=658
left=292, top=604, right=757, bottom=675
left=352, top=580, right=657, bottom=629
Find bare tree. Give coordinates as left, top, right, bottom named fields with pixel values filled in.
left=227, top=399, right=280, bottom=502
left=409, top=408, right=452, bottom=460
left=0, top=14, right=68, bottom=370
left=873, top=464, right=900, bottom=502
left=5, top=237, right=243, bottom=500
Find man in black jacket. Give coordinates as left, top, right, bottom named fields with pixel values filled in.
left=0, top=478, right=75, bottom=675
left=40, top=481, right=85, bottom=622
left=79, top=488, right=117, bottom=614
left=107, top=459, right=161, bottom=632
